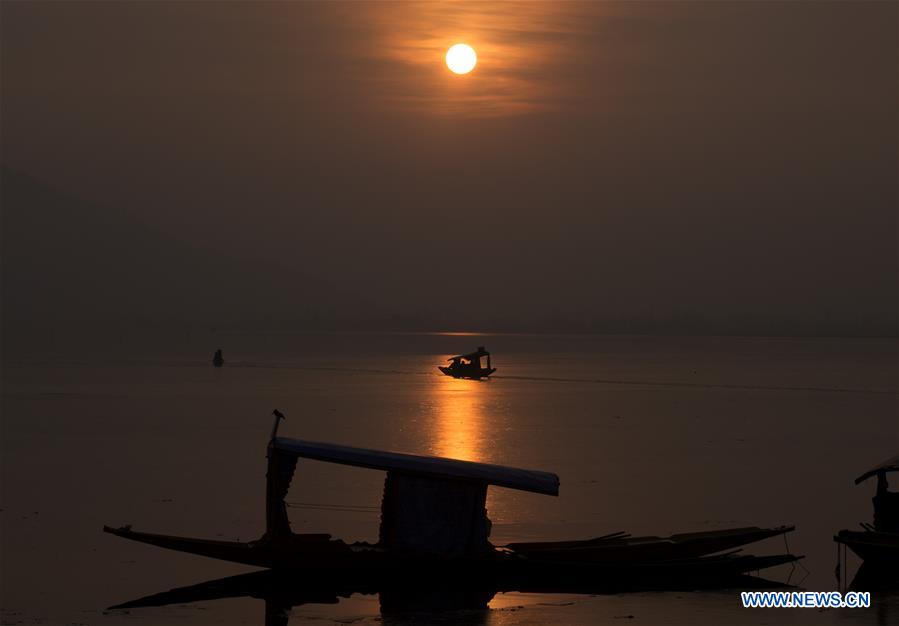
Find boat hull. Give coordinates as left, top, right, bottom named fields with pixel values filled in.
left=103, top=526, right=353, bottom=569
left=508, top=526, right=795, bottom=564
left=104, top=524, right=799, bottom=584
left=835, top=530, right=899, bottom=567
left=438, top=366, right=496, bottom=380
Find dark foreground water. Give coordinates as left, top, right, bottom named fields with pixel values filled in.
left=2, top=332, right=897, bottom=625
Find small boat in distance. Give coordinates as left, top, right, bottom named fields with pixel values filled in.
left=212, top=349, right=224, bottom=367
left=439, top=346, right=496, bottom=379
left=834, top=453, right=899, bottom=587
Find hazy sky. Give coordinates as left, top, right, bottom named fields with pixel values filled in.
left=2, top=1, right=896, bottom=335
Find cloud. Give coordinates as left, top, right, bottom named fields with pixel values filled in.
left=335, top=0, right=609, bottom=116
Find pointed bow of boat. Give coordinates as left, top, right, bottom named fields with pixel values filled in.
left=103, top=525, right=268, bottom=567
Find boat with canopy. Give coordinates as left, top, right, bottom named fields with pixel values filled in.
left=105, top=410, right=800, bottom=597
left=438, top=346, right=496, bottom=379
left=834, top=453, right=899, bottom=586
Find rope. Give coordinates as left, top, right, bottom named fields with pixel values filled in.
left=782, top=530, right=811, bottom=585
left=835, top=542, right=842, bottom=591
left=285, top=501, right=379, bottom=514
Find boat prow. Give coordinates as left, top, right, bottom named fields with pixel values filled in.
left=102, top=525, right=353, bottom=569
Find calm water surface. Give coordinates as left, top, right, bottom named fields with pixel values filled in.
left=2, top=333, right=897, bottom=625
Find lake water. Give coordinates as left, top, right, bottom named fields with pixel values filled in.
left=1, top=332, right=897, bottom=625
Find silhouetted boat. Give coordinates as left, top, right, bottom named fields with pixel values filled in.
left=836, top=530, right=899, bottom=566
left=834, top=453, right=899, bottom=582
left=105, top=411, right=799, bottom=589
left=438, top=346, right=496, bottom=379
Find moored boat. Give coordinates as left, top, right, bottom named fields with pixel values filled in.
left=834, top=529, right=899, bottom=568
left=834, top=453, right=899, bottom=584
left=105, top=410, right=799, bottom=591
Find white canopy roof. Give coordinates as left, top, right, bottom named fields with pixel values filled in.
left=272, top=437, right=559, bottom=496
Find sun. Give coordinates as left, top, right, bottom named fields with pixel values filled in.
left=446, top=43, right=477, bottom=75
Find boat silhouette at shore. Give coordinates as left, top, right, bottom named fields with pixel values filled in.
left=105, top=410, right=800, bottom=621
left=835, top=453, right=899, bottom=590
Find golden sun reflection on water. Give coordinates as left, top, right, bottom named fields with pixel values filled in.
left=421, top=369, right=522, bottom=527
left=428, top=375, right=489, bottom=461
